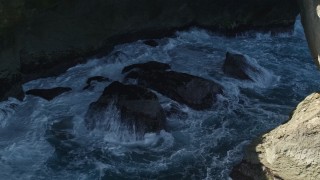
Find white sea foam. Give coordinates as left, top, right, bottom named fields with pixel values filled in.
left=293, top=15, right=306, bottom=39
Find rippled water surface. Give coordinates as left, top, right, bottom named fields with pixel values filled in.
left=0, top=17, right=319, bottom=180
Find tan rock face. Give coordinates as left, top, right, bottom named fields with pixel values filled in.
left=298, top=0, right=320, bottom=67
left=234, top=93, right=320, bottom=180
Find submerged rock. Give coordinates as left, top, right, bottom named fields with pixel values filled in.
left=122, top=61, right=171, bottom=74
left=26, top=87, right=72, bottom=100
left=231, top=92, right=320, bottom=180
left=163, top=102, right=188, bottom=120
left=46, top=117, right=75, bottom=142
left=83, top=76, right=110, bottom=90
left=107, top=51, right=129, bottom=63
left=85, top=81, right=166, bottom=134
left=123, top=61, right=223, bottom=110
left=143, top=39, right=159, bottom=47
left=45, top=116, right=78, bottom=157
left=223, top=52, right=260, bottom=81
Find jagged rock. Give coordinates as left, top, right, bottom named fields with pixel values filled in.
left=143, top=39, right=159, bottom=47
left=123, top=62, right=223, bottom=110
left=85, top=81, right=166, bottom=134
left=223, top=52, right=260, bottom=81
left=231, top=92, right=320, bottom=180
left=25, top=87, right=72, bottom=100
left=83, top=76, right=110, bottom=90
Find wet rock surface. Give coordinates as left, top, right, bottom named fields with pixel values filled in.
left=25, top=87, right=72, bottom=101
left=85, top=81, right=166, bottom=134
left=223, top=52, right=260, bottom=81
left=123, top=61, right=223, bottom=110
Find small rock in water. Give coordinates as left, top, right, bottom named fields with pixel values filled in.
left=85, top=81, right=166, bottom=135
left=143, top=39, right=159, bottom=47
left=83, top=76, right=111, bottom=90
left=26, top=87, right=72, bottom=101
left=223, top=52, right=260, bottom=81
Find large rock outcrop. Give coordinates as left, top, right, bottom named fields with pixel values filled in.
left=85, top=81, right=166, bottom=135
left=231, top=93, right=320, bottom=180
left=0, top=0, right=299, bottom=101
left=298, top=0, right=320, bottom=68
left=123, top=61, right=223, bottom=110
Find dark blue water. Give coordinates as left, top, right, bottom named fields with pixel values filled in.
left=0, top=16, right=319, bottom=180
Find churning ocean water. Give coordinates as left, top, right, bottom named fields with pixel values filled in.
left=0, top=16, right=319, bottom=180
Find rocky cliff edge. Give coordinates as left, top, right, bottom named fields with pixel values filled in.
left=231, top=93, right=320, bottom=180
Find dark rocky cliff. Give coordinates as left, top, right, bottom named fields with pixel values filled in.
left=0, top=0, right=299, bottom=101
